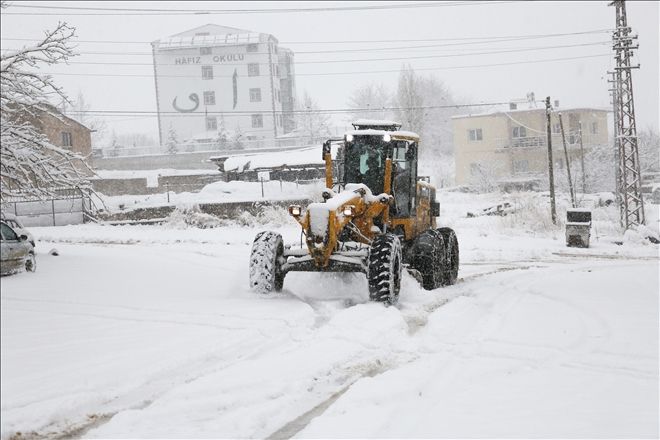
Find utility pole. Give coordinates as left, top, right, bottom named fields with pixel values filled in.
left=578, top=122, right=586, bottom=194
left=559, top=113, right=576, bottom=208
left=610, top=0, right=645, bottom=228
left=545, top=96, right=557, bottom=224
left=607, top=70, right=623, bottom=225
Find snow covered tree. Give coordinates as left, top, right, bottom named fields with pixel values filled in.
left=296, top=91, right=331, bottom=145
left=347, top=83, right=392, bottom=121
left=229, top=124, right=245, bottom=150
left=217, top=116, right=229, bottom=149
left=0, top=4, right=91, bottom=201
left=165, top=126, right=178, bottom=154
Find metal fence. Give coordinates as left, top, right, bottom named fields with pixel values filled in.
left=1, top=188, right=94, bottom=227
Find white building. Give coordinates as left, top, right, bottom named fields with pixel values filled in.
left=151, top=24, right=296, bottom=149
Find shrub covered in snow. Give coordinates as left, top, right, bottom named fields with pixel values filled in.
left=166, top=205, right=224, bottom=229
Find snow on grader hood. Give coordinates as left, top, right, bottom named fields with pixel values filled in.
left=249, top=122, right=460, bottom=305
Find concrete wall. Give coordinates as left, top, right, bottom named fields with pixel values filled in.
left=91, top=173, right=225, bottom=196
left=93, top=151, right=219, bottom=171
left=100, top=198, right=311, bottom=222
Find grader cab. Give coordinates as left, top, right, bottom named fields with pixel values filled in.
left=249, top=120, right=459, bottom=305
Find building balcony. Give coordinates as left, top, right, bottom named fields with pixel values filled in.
left=493, top=133, right=601, bottom=151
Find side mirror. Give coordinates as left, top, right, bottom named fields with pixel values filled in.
left=431, top=202, right=440, bottom=217
left=20, top=234, right=28, bottom=241
left=322, top=140, right=331, bottom=159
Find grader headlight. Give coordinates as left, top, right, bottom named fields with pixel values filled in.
left=288, top=205, right=302, bottom=217
left=343, top=205, right=355, bottom=217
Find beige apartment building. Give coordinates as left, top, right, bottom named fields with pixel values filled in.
left=453, top=105, right=609, bottom=186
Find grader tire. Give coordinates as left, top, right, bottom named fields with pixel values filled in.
left=437, top=227, right=459, bottom=286
left=412, top=229, right=445, bottom=290
left=367, top=233, right=403, bottom=305
left=249, top=231, right=285, bottom=294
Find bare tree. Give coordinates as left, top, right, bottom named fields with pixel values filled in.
left=296, top=90, right=331, bottom=145
left=0, top=3, right=91, bottom=200
left=393, top=64, right=459, bottom=185
left=394, top=64, right=425, bottom=134
left=347, top=83, right=392, bottom=121
left=68, top=91, right=107, bottom=147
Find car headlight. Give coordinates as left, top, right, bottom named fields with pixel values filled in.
left=383, top=134, right=391, bottom=142
left=346, top=134, right=354, bottom=142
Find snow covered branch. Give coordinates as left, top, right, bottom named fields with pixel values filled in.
left=0, top=6, right=92, bottom=201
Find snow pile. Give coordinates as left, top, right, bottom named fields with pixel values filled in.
left=99, top=180, right=318, bottom=212
left=234, top=206, right=292, bottom=228
left=165, top=206, right=224, bottom=229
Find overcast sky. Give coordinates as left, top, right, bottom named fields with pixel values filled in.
left=1, top=1, right=658, bottom=144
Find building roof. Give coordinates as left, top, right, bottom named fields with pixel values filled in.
left=452, top=104, right=610, bottom=120
left=35, top=103, right=92, bottom=132
left=153, top=24, right=274, bottom=49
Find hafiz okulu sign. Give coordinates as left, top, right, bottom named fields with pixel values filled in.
left=174, top=54, right=245, bottom=65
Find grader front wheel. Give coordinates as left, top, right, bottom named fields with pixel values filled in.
left=367, top=234, right=403, bottom=305
left=249, top=231, right=286, bottom=294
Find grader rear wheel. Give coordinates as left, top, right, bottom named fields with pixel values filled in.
left=437, top=227, right=459, bottom=286
left=411, top=229, right=445, bottom=290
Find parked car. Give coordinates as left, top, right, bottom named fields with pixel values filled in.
left=0, top=213, right=35, bottom=247
left=1, top=221, right=36, bottom=275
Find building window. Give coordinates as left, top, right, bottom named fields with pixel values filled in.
left=202, top=65, right=213, bottom=80
left=556, top=158, right=564, bottom=169
left=249, top=88, right=262, bottom=102
left=251, top=114, right=263, bottom=128
left=203, top=91, right=215, bottom=105
left=61, top=131, right=72, bottom=147
left=274, top=65, right=280, bottom=77
left=195, top=32, right=210, bottom=37
left=512, top=126, right=527, bottom=138
left=248, top=63, right=260, bottom=77
left=276, top=89, right=281, bottom=102
left=552, top=123, right=561, bottom=134
left=513, top=160, right=529, bottom=174
left=590, top=121, right=598, bottom=134
left=200, top=47, right=212, bottom=55
left=468, top=128, right=483, bottom=142
left=470, top=163, right=482, bottom=176
left=247, top=43, right=258, bottom=52
left=206, top=116, right=217, bottom=131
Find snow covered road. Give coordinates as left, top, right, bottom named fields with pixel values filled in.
left=1, top=224, right=658, bottom=438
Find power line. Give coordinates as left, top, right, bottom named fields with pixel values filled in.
left=39, top=53, right=612, bottom=78
left=5, top=1, right=516, bottom=16
left=1, top=36, right=612, bottom=58
left=0, top=28, right=613, bottom=46
left=59, top=101, right=521, bottom=118
left=55, top=41, right=610, bottom=67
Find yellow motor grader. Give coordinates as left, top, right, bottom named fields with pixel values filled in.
left=249, top=120, right=459, bottom=304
